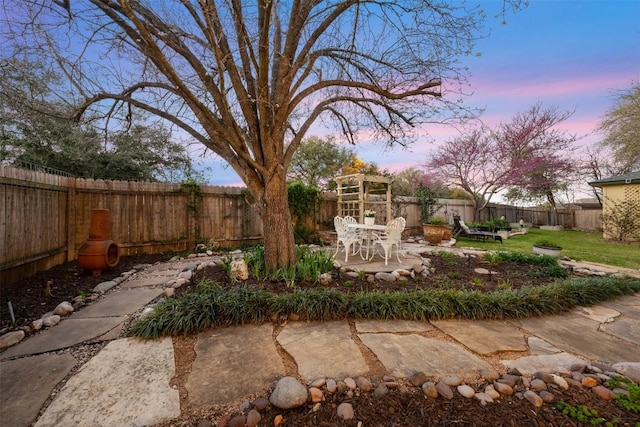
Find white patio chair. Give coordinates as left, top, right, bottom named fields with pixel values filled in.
left=370, top=217, right=406, bottom=265
left=334, top=216, right=362, bottom=262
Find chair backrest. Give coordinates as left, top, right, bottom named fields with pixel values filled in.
left=396, top=217, right=406, bottom=230
left=384, top=217, right=405, bottom=242
left=334, top=216, right=348, bottom=236
left=344, top=216, right=358, bottom=225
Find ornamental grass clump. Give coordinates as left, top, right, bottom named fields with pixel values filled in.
left=128, top=274, right=640, bottom=339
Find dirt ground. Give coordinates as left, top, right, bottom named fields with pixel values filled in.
left=2, top=251, right=638, bottom=426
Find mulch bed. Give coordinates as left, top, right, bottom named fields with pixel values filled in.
left=2, top=251, right=638, bottom=426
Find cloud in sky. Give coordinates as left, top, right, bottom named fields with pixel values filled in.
left=202, top=0, right=640, bottom=185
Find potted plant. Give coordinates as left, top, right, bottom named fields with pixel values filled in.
left=532, top=239, right=562, bottom=257
left=415, top=185, right=451, bottom=244
left=363, top=209, right=376, bottom=225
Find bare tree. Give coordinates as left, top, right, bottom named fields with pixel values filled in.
left=598, top=83, right=640, bottom=174
left=3, top=0, right=517, bottom=267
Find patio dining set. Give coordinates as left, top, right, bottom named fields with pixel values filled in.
left=333, top=215, right=406, bottom=266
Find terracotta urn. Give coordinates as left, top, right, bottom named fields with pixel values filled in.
left=77, top=209, right=120, bottom=276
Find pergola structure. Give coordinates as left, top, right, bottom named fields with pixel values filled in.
left=334, top=173, right=392, bottom=223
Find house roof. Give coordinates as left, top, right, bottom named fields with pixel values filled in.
left=588, top=171, right=640, bottom=187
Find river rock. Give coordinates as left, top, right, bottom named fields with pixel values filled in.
left=344, top=377, right=357, bottom=390
left=484, top=384, right=500, bottom=399
left=356, top=376, right=374, bottom=392
left=539, top=390, right=555, bottom=403
left=552, top=374, right=569, bottom=390
left=613, top=362, right=640, bottom=383
left=43, top=314, right=61, bottom=327
left=441, top=375, right=462, bottom=386
left=0, top=330, right=25, bottom=349
left=309, top=387, right=324, bottom=403
left=337, top=402, right=354, bottom=420
left=178, top=270, right=193, bottom=280
left=31, top=318, right=44, bottom=331
left=436, top=381, right=454, bottom=400
left=374, top=384, right=389, bottom=399
left=252, top=397, right=269, bottom=411
left=269, top=376, right=308, bottom=409
left=246, top=409, right=261, bottom=427
left=422, top=382, right=438, bottom=399
left=493, top=382, right=514, bottom=396
left=531, top=379, right=547, bottom=391
left=325, top=378, right=337, bottom=393
left=498, top=374, right=519, bottom=387
left=230, top=260, right=248, bottom=281
left=227, top=415, right=246, bottom=427
left=524, top=390, right=543, bottom=408
left=319, top=272, right=332, bottom=285
left=94, top=280, right=117, bottom=292
left=592, top=385, right=615, bottom=400
left=534, top=371, right=554, bottom=383
left=457, top=385, right=475, bottom=398
left=374, top=272, right=397, bottom=282
left=409, top=371, right=429, bottom=386
left=53, top=301, right=74, bottom=316
left=474, top=392, right=494, bottom=406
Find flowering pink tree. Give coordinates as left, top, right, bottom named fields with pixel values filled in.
left=429, top=104, right=576, bottom=221
left=428, top=127, right=511, bottom=221
left=500, top=105, right=577, bottom=223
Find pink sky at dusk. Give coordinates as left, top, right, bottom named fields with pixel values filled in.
left=204, top=0, right=640, bottom=187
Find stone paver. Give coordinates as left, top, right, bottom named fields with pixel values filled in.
left=432, top=319, right=527, bottom=355
left=527, top=336, right=560, bottom=355
left=513, top=314, right=640, bottom=363
left=355, top=320, right=432, bottom=333
left=601, top=301, right=640, bottom=319
left=0, top=317, right=125, bottom=359
left=572, top=305, right=620, bottom=323
left=34, top=337, right=179, bottom=427
left=120, top=271, right=180, bottom=288
left=0, top=353, right=77, bottom=427
left=337, top=252, right=422, bottom=273
left=186, top=324, right=285, bottom=407
left=501, top=352, right=585, bottom=375
left=600, top=318, right=640, bottom=345
left=359, top=333, right=492, bottom=379
left=277, top=321, right=369, bottom=380
left=73, top=288, right=163, bottom=318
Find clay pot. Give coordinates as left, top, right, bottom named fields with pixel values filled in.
left=78, top=209, right=120, bottom=276
left=423, top=224, right=444, bottom=245
left=440, top=226, right=453, bottom=241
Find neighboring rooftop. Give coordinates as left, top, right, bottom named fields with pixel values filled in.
left=589, top=171, right=640, bottom=187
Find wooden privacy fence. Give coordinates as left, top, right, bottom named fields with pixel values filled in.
left=485, top=204, right=603, bottom=231
left=1, top=165, right=602, bottom=287
left=1, top=166, right=263, bottom=286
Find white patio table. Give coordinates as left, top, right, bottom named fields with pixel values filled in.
left=347, top=223, right=386, bottom=261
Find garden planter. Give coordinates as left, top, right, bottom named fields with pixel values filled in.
left=440, top=225, right=453, bottom=241
left=532, top=245, right=562, bottom=257
left=78, top=209, right=120, bottom=276
left=364, top=217, right=375, bottom=226
left=423, top=224, right=444, bottom=245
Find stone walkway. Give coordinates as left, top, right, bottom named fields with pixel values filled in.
left=1, top=247, right=639, bottom=426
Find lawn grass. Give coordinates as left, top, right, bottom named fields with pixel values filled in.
left=454, top=228, right=640, bottom=270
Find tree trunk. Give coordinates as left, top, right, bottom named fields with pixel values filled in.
left=261, top=169, right=297, bottom=269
